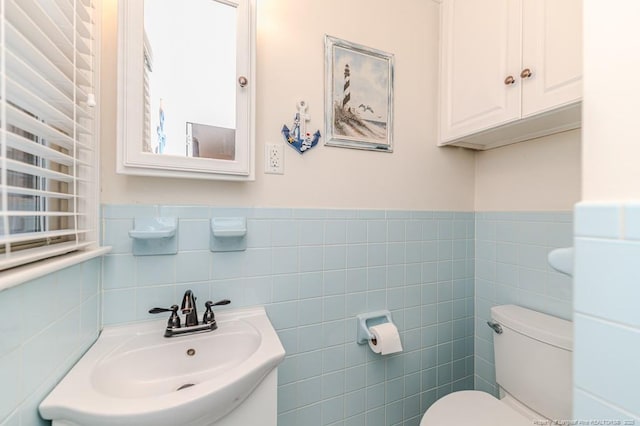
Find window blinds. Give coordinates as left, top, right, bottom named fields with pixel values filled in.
left=143, top=32, right=152, bottom=154
left=0, top=0, right=97, bottom=270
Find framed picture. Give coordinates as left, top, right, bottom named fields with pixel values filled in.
left=324, top=35, right=394, bottom=152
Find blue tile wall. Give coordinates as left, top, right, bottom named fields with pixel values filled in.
left=574, top=203, right=640, bottom=422
left=473, top=212, right=573, bottom=396
left=101, top=205, right=476, bottom=426
left=0, top=206, right=580, bottom=425
left=0, top=258, right=101, bottom=425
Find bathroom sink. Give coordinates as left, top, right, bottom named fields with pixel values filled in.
left=39, top=306, right=285, bottom=426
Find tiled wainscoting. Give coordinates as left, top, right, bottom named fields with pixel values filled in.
left=473, top=212, right=573, bottom=395
left=0, top=206, right=579, bottom=426
left=573, top=203, right=640, bottom=422
left=0, top=259, right=101, bottom=425
left=101, top=205, right=476, bottom=426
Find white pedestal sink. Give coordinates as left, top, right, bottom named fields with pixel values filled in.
left=39, top=306, right=285, bottom=426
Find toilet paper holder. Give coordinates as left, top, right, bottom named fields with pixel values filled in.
left=356, top=310, right=394, bottom=345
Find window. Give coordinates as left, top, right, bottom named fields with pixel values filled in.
left=0, top=0, right=98, bottom=271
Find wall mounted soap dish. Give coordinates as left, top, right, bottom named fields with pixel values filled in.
left=129, top=217, right=178, bottom=255
left=548, top=247, right=573, bottom=277
left=210, top=217, right=247, bottom=252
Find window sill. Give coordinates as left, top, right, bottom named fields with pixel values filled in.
left=0, top=247, right=112, bottom=292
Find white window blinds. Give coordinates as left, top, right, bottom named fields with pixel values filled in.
left=0, top=0, right=98, bottom=270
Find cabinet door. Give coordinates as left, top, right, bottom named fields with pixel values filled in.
left=439, top=0, right=522, bottom=143
left=521, top=0, right=582, bottom=117
left=117, top=0, right=256, bottom=180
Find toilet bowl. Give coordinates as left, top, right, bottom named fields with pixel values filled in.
left=420, top=390, right=532, bottom=426
left=420, top=305, right=573, bottom=425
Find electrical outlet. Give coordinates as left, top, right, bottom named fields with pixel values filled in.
left=265, top=143, right=284, bottom=174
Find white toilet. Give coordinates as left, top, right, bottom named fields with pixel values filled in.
left=420, top=304, right=573, bottom=425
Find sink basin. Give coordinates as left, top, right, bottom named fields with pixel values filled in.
left=40, top=306, right=285, bottom=426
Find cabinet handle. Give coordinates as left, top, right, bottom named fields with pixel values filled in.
left=504, top=75, right=515, bottom=85
left=520, top=68, right=533, bottom=79
left=238, top=76, right=248, bottom=87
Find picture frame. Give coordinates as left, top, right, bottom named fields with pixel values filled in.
left=324, top=35, right=394, bottom=152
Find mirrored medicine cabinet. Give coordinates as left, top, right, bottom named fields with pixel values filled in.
left=117, top=0, right=256, bottom=180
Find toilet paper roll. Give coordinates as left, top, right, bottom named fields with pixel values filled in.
left=368, top=323, right=403, bottom=355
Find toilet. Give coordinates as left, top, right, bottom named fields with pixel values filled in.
left=420, top=304, right=573, bottom=425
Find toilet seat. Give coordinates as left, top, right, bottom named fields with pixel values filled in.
left=420, top=391, right=533, bottom=426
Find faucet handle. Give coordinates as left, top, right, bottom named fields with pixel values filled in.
left=202, top=299, right=231, bottom=324
left=149, top=305, right=181, bottom=329
left=149, top=304, right=179, bottom=314
left=203, top=302, right=214, bottom=324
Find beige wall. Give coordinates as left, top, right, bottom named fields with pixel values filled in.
left=474, top=129, right=582, bottom=211
left=582, top=1, right=640, bottom=200
left=100, top=0, right=476, bottom=210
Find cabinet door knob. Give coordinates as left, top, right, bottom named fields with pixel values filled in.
left=520, top=68, right=533, bottom=79
left=504, top=75, right=515, bottom=85
left=238, top=76, right=248, bottom=87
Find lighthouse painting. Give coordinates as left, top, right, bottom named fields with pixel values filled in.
left=325, top=35, right=394, bottom=152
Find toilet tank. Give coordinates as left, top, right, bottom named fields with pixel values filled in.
left=491, top=305, right=572, bottom=421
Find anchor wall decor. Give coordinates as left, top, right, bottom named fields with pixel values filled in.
left=281, top=100, right=321, bottom=154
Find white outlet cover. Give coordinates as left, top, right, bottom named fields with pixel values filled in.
left=265, top=143, right=284, bottom=174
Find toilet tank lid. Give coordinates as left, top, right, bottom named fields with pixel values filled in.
left=491, top=305, right=572, bottom=351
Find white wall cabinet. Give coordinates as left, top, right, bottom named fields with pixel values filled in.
left=439, top=0, right=582, bottom=150
left=117, top=0, right=256, bottom=180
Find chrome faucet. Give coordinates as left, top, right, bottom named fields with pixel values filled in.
left=149, top=290, right=231, bottom=337
left=181, top=290, right=199, bottom=327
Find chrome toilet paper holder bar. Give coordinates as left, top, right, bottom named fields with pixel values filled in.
left=356, top=310, right=394, bottom=345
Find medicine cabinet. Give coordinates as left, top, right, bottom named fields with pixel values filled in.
left=117, top=0, right=256, bottom=179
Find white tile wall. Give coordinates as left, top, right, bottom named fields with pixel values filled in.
left=574, top=203, right=640, bottom=421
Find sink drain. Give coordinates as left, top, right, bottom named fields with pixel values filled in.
left=176, top=383, right=195, bottom=391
